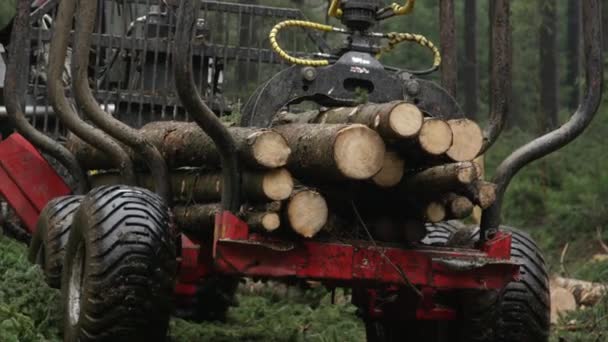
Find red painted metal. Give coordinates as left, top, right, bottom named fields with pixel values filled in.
left=205, top=212, right=519, bottom=290
left=0, top=134, right=71, bottom=233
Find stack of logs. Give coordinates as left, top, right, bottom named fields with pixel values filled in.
left=67, top=101, right=496, bottom=243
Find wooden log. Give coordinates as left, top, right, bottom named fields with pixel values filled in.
left=553, top=276, right=608, bottom=306
left=425, top=201, right=447, bottom=223
left=273, top=124, right=385, bottom=180
left=318, top=102, right=424, bottom=141
left=442, top=193, right=474, bottom=219
left=66, top=121, right=291, bottom=170
left=174, top=204, right=281, bottom=233
left=416, top=118, right=454, bottom=156
left=550, top=286, right=577, bottom=324
left=401, top=162, right=479, bottom=194
left=246, top=212, right=281, bottom=232
left=173, top=204, right=220, bottom=233
left=446, top=119, right=484, bottom=162
left=461, top=180, right=497, bottom=209
left=89, top=168, right=294, bottom=202
left=285, top=188, right=329, bottom=238
left=371, top=149, right=405, bottom=188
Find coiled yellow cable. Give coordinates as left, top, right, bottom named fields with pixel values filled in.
left=390, top=0, right=416, bottom=16
left=269, top=20, right=334, bottom=67
left=379, top=32, right=442, bottom=70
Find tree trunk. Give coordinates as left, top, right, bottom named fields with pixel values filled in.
left=440, top=0, right=457, bottom=96
left=603, top=0, right=608, bottom=52
left=539, top=0, right=559, bottom=131
left=566, top=0, right=582, bottom=110
left=66, top=122, right=291, bottom=170
left=89, top=168, right=294, bottom=203
left=463, top=0, right=478, bottom=120
left=488, top=0, right=512, bottom=129
left=402, top=162, right=479, bottom=192
left=273, top=124, right=385, bottom=181
left=318, top=102, right=424, bottom=141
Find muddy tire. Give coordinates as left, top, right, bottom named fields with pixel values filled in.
left=363, top=224, right=550, bottom=342
left=431, top=224, right=551, bottom=342
left=61, top=186, right=177, bottom=341
left=28, top=196, right=83, bottom=288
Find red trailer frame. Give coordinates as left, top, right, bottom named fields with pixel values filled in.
left=175, top=211, right=519, bottom=320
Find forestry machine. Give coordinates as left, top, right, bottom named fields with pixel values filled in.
left=0, top=0, right=603, bottom=341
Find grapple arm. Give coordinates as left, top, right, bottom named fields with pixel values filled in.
left=480, top=0, right=604, bottom=237
left=174, top=0, right=241, bottom=212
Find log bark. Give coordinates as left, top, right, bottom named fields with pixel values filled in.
left=174, top=204, right=220, bottom=233
left=440, top=0, right=457, bottom=96
left=539, top=0, right=559, bottom=131
left=462, top=180, right=497, bottom=209
left=273, top=124, right=385, bottom=180
left=285, top=188, right=328, bottom=238
left=401, top=162, right=479, bottom=194
left=553, top=277, right=608, bottom=306
left=463, top=0, right=478, bottom=120
left=318, top=102, right=424, bottom=141
left=371, top=149, right=405, bottom=188
left=446, top=119, right=483, bottom=161
left=89, top=168, right=293, bottom=202
left=174, top=204, right=281, bottom=233
left=66, top=121, right=291, bottom=170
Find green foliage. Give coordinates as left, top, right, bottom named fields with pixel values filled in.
left=0, top=236, right=61, bottom=342
left=170, top=289, right=364, bottom=342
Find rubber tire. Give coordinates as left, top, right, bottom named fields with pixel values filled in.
left=430, top=223, right=551, bottom=342
left=28, top=196, right=83, bottom=288
left=61, top=185, right=177, bottom=341
left=364, top=223, right=550, bottom=342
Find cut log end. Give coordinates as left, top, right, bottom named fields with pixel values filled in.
left=419, top=119, right=453, bottom=156
left=261, top=168, right=294, bottom=201
left=425, top=201, right=446, bottom=223
left=386, top=103, right=424, bottom=139
left=250, top=131, right=292, bottom=168
left=372, top=150, right=405, bottom=188
left=446, top=195, right=474, bottom=219
left=446, top=119, right=484, bottom=162
left=261, top=213, right=281, bottom=231
left=474, top=181, right=497, bottom=209
left=287, top=189, right=329, bottom=238
left=334, top=124, right=386, bottom=180
left=550, top=287, right=577, bottom=324
left=247, top=212, right=281, bottom=232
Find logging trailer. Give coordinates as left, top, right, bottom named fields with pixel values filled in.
left=0, top=0, right=603, bottom=340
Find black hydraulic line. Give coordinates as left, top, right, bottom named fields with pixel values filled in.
left=174, top=0, right=241, bottom=213
left=71, top=0, right=172, bottom=203
left=47, top=0, right=136, bottom=185
left=479, top=0, right=511, bottom=155
left=480, top=0, right=604, bottom=240
left=4, top=0, right=88, bottom=194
